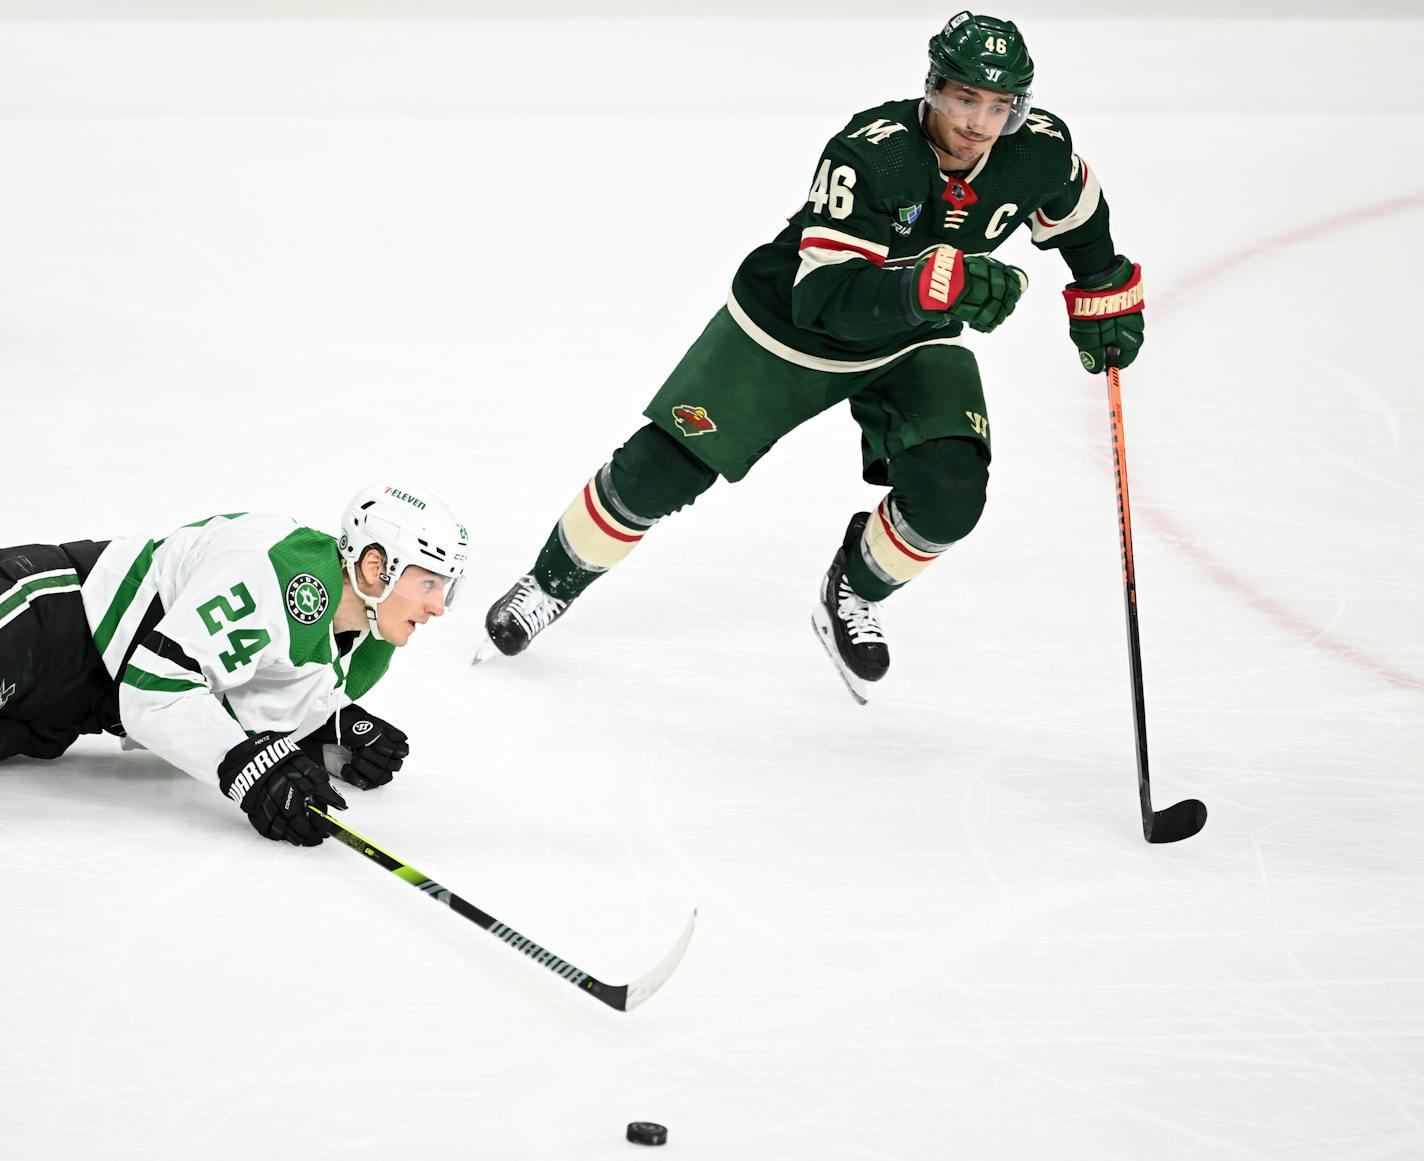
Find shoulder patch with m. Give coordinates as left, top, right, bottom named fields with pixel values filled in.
left=848, top=119, right=909, bottom=145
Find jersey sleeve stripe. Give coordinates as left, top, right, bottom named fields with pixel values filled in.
left=127, top=641, right=210, bottom=687
left=726, top=289, right=964, bottom=373
left=1030, top=160, right=1102, bottom=243
left=799, top=227, right=890, bottom=260
left=90, top=539, right=157, bottom=655
left=122, top=663, right=205, bottom=694
left=793, top=246, right=867, bottom=287
left=144, top=629, right=203, bottom=674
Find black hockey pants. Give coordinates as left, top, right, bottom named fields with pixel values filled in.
left=0, top=540, right=118, bottom=763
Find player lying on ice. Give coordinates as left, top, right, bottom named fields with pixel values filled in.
left=0, top=484, right=469, bottom=845
left=476, top=10, right=1146, bottom=702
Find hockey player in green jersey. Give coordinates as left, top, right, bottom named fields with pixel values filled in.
left=0, top=483, right=469, bottom=845
left=479, top=10, right=1146, bottom=702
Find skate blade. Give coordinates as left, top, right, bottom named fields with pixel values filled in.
left=470, top=633, right=501, bottom=666
left=810, top=607, right=869, bottom=705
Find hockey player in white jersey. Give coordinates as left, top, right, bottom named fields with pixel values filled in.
left=0, top=482, right=469, bottom=846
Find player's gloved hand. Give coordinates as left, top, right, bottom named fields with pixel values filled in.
left=905, top=245, right=1026, bottom=333
left=1062, top=255, right=1145, bottom=374
left=297, top=704, right=409, bottom=790
left=217, top=731, right=347, bottom=846
left=332, top=704, right=408, bottom=790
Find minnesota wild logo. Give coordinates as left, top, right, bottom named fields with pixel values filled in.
left=672, top=404, right=717, bottom=437
left=285, top=573, right=329, bottom=625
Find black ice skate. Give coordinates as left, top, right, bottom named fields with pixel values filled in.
left=810, top=512, right=889, bottom=705
left=472, top=575, right=570, bottom=663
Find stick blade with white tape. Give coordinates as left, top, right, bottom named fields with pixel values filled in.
left=619, top=909, right=698, bottom=1011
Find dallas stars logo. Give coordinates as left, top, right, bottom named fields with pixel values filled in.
left=285, top=573, right=329, bottom=625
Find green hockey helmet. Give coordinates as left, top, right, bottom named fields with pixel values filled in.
left=925, top=11, right=1035, bottom=134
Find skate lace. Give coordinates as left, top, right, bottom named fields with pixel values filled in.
left=836, top=578, right=885, bottom=645
left=510, top=576, right=567, bottom=635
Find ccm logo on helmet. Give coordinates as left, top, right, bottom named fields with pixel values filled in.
left=384, top=487, right=426, bottom=510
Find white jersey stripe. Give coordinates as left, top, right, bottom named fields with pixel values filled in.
left=726, top=290, right=963, bottom=374
left=1031, top=159, right=1103, bottom=244
left=127, top=642, right=205, bottom=687
left=792, top=246, right=864, bottom=287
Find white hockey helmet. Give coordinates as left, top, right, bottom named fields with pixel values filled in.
left=339, top=482, right=470, bottom=635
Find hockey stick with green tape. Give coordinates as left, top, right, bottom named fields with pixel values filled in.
left=309, top=806, right=696, bottom=1010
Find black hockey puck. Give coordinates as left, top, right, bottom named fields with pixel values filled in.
left=626, top=1122, right=667, bottom=1146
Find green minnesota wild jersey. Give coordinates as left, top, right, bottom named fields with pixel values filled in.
left=728, top=97, right=1117, bottom=369
left=81, top=513, right=394, bottom=787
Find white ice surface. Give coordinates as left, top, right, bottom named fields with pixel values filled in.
left=1, top=16, right=1422, bottom=1161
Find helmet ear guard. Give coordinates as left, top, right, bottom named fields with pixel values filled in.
left=340, top=541, right=392, bottom=638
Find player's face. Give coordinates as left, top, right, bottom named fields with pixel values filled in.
left=928, top=81, right=1014, bottom=166
left=374, top=565, right=450, bottom=646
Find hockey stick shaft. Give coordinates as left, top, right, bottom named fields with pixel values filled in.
left=1104, top=353, right=1207, bottom=844
left=1105, top=362, right=1156, bottom=838
left=309, top=807, right=692, bottom=1010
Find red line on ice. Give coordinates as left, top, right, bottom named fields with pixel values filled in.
left=1143, top=191, right=1424, bottom=694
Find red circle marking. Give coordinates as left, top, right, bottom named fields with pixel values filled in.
left=1140, top=192, right=1424, bottom=694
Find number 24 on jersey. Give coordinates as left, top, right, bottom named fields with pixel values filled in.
left=197, top=583, right=271, bottom=673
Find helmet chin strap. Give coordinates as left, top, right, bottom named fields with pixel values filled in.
left=346, top=559, right=391, bottom=642
left=920, top=101, right=954, bottom=161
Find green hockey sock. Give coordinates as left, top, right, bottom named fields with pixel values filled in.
left=845, top=438, right=988, bottom=602
left=532, top=423, right=716, bottom=601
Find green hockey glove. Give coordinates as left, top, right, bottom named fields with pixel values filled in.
left=905, top=245, right=1026, bottom=333
left=1062, top=256, right=1145, bottom=374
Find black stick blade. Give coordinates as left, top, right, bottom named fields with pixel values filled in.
left=1146, top=798, right=1208, bottom=844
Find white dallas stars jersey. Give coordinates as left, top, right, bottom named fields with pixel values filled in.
left=81, top=513, right=393, bottom=787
